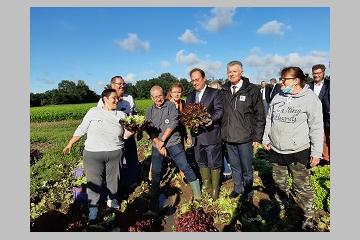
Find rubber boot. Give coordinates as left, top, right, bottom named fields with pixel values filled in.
left=189, top=179, right=202, bottom=200
left=146, top=184, right=160, bottom=216
left=199, top=168, right=212, bottom=195
left=211, top=169, right=221, bottom=200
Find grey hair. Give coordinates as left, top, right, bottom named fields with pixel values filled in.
left=227, top=60, right=243, bottom=69
left=150, top=85, right=163, bottom=97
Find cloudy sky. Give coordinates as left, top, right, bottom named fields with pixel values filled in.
left=30, top=7, right=330, bottom=94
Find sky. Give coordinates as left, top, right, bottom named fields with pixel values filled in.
left=30, top=7, right=330, bottom=94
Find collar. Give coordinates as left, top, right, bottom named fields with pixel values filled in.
left=154, top=100, right=168, bottom=109
left=314, top=80, right=324, bottom=86
left=230, top=80, right=243, bottom=90
left=196, top=85, right=207, bottom=94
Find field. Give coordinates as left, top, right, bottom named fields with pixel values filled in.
left=30, top=101, right=330, bottom=232
left=30, top=99, right=153, bottom=122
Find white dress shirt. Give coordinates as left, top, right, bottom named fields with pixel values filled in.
left=314, top=80, right=324, bottom=96
left=195, top=85, right=207, bottom=103
left=230, top=80, right=243, bottom=94
left=261, top=87, right=266, bottom=100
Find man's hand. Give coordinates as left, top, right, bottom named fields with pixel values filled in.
left=205, top=118, right=213, bottom=127
left=154, top=137, right=165, bottom=150
left=310, top=157, right=320, bottom=167
left=263, top=144, right=271, bottom=151
left=159, top=147, right=167, bottom=157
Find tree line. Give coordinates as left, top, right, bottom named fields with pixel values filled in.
left=30, top=73, right=224, bottom=107
left=30, top=72, right=328, bottom=107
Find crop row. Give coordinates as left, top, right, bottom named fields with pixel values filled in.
left=30, top=100, right=153, bottom=122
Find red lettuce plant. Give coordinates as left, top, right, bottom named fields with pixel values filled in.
left=175, top=208, right=218, bottom=232
left=181, top=103, right=212, bottom=134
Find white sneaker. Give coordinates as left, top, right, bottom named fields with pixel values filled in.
left=107, top=199, right=120, bottom=209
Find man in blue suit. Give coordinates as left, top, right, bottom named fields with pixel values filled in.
left=309, top=64, right=330, bottom=163
left=186, top=68, right=224, bottom=200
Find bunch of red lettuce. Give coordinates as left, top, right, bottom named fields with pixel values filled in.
left=175, top=208, right=218, bottom=232
left=180, top=103, right=212, bottom=134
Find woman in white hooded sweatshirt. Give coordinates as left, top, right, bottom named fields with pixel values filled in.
left=262, top=66, right=323, bottom=231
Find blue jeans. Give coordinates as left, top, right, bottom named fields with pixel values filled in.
left=151, top=143, right=197, bottom=187
left=223, top=156, right=232, bottom=175
left=225, top=142, right=253, bottom=196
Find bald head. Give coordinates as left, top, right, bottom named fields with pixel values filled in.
left=150, top=85, right=163, bottom=97
left=150, top=85, right=165, bottom=107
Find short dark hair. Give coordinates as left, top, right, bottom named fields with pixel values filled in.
left=270, top=78, right=277, bottom=83
left=280, top=66, right=306, bottom=88
left=189, top=68, right=205, bottom=78
left=110, top=75, right=124, bottom=84
left=312, top=64, right=326, bottom=72
left=101, top=89, right=116, bottom=103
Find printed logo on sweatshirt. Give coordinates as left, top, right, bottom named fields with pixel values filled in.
left=273, top=103, right=302, bottom=123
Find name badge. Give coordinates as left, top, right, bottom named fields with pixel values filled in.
left=239, top=95, right=246, bottom=101
left=165, top=119, right=169, bottom=124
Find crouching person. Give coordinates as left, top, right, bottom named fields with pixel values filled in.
left=145, top=85, right=201, bottom=215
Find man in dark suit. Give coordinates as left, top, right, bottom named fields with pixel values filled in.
left=186, top=68, right=224, bottom=200
left=269, top=78, right=281, bottom=102
left=309, top=64, right=330, bottom=162
left=260, top=81, right=272, bottom=116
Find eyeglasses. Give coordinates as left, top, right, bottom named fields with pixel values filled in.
left=312, top=71, right=324, bottom=75
left=279, top=77, right=297, bottom=82
left=113, top=82, right=126, bottom=86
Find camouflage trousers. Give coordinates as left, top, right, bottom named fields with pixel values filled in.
left=272, top=162, right=315, bottom=219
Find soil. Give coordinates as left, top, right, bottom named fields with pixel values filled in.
left=31, top=146, right=330, bottom=232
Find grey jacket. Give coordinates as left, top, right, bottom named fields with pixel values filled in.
left=145, top=100, right=181, bottom=147
left=262, top=84, right=323, bottom=158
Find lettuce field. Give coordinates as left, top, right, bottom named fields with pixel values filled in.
left=30, top=101, right=330, bottom=232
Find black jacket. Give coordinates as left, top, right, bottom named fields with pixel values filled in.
left=221, top=77, right=266, bottom=144
left=261, top=85, right=272, bottom=103
left=309, top=79, right=330, bottom=128
left=186, top=86, right=224, bottom=146
left=269, top=83, right=281, bottom=102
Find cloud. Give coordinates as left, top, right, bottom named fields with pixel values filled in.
left=203, top=7, right=236, bottom=32
left=123, top=73, right=136, bottom=83
left=161, top=60, right=171, bottom=68
left=244, top=51, right=330, bottom=81
left=256, top=20, right=291, bottom=36
left=97, top=81, right=107, bottom=87
left=115, top=33, right=150, bottom=52
left=175, top=50, right=223, bottom=78
left=193, top=61, right=223, bottom=78
left=178, top=29, right=207, bottom=44
left=176, top=50, right=200, bottom=65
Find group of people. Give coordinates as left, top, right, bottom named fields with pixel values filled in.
left=63, top=61, right=330, bottom=230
